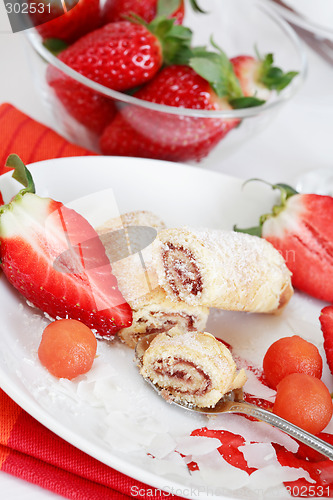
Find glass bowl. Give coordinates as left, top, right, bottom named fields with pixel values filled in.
left=25, top=0, right=307, bottom=163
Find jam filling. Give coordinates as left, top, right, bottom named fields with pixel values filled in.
left=162, top=243, right=203, bottom=297
left=153, top=357, right=211, bottom=396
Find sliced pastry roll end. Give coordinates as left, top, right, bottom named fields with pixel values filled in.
left=153, top=228, right=293, bottom=314
left=140, top=327, right=247, bottom=408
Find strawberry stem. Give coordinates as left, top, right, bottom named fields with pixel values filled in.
left=6, top=154, right=36, bottom=195
left=234, top=179, right=298, bottom=237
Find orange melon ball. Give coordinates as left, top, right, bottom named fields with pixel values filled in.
left=263, top=335, right=322, bottom=390
left=38, top=319, right=97, bottom=380
left=273, top=373, right=333, bottom=435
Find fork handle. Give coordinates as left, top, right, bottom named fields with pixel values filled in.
left=229, top=401, right=333, bottom=460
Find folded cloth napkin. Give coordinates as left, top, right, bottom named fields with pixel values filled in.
left=0, top=103, right=95, bottom=176
left=0, top=104, right=182, bottom=500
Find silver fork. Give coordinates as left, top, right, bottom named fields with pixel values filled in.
left=136, top=334, right=333, bottom=460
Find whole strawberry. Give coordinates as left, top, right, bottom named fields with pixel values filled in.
left=100, top=65, right=240, bottom=162
left=235, top=182, right=333, bottom=302
left=0, top=155, right=132, bottom=338
left=230, top=53, right=298, bottom=101
left=29, top=0, right=101, bottom=44
left=102, top=0, right=185, bottom=25
left=53, top=18, right=192, bottom=92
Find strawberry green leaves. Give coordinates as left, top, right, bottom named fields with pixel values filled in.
left=6, top=154, right=35, bottom=195
left=189, top=44, right=243, bottom=101
left=258, top=53, right=298, bottom=92
left=228, top=96, right=266, bottom=109
left=43, top=38, right=68, bottom=56
left=156, top=0, right=182, bottom=17
left=188, top=0, right=207, bottom=14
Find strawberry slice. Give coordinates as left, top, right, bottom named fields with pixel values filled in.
left=320, top=306, right=333, bottom=375
left=235, top=182, right=333, bottom=303
left=0, top=155, right=132, bottom=338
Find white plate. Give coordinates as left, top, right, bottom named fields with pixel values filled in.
left=0, top=156, right=331, bottom=500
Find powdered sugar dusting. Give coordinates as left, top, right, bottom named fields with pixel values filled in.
left=154, top=227, right=292, bottom=313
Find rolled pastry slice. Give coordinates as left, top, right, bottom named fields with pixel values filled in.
left=153, top=228, right=293, bottom=313
left=140, top=327, right=247, bottom=408
left=97, top=210, right=166, bottom=303
left=118, top=286, right=209, bottom=348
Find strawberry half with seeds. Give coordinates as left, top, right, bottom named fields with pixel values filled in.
left=320, top=306, right=333, bottom=376
left=29, top=0, right=101, bottom=44
left=189, top=43, right=298, bottom=109
left=235, top=181, right=333, bottom=302
left=0, top=155, right=132, bottom=338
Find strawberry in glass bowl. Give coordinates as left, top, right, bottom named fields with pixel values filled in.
left=24, top=0, right=307, bottom=163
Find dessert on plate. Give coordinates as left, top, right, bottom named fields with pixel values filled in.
left=97, top=211, right=209, bottom=347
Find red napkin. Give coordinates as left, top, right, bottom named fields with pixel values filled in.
left=0, top=104, right=182, bottom=500
left=0, top=103, right=96, bottom=176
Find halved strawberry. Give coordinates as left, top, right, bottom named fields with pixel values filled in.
left=320, top=306, right=333, bottom=376
left=230, top=53, right=298, bottom=102
left=235, top=182, right=333, bottom=302
left=0, top=155, right=132, bottom=338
